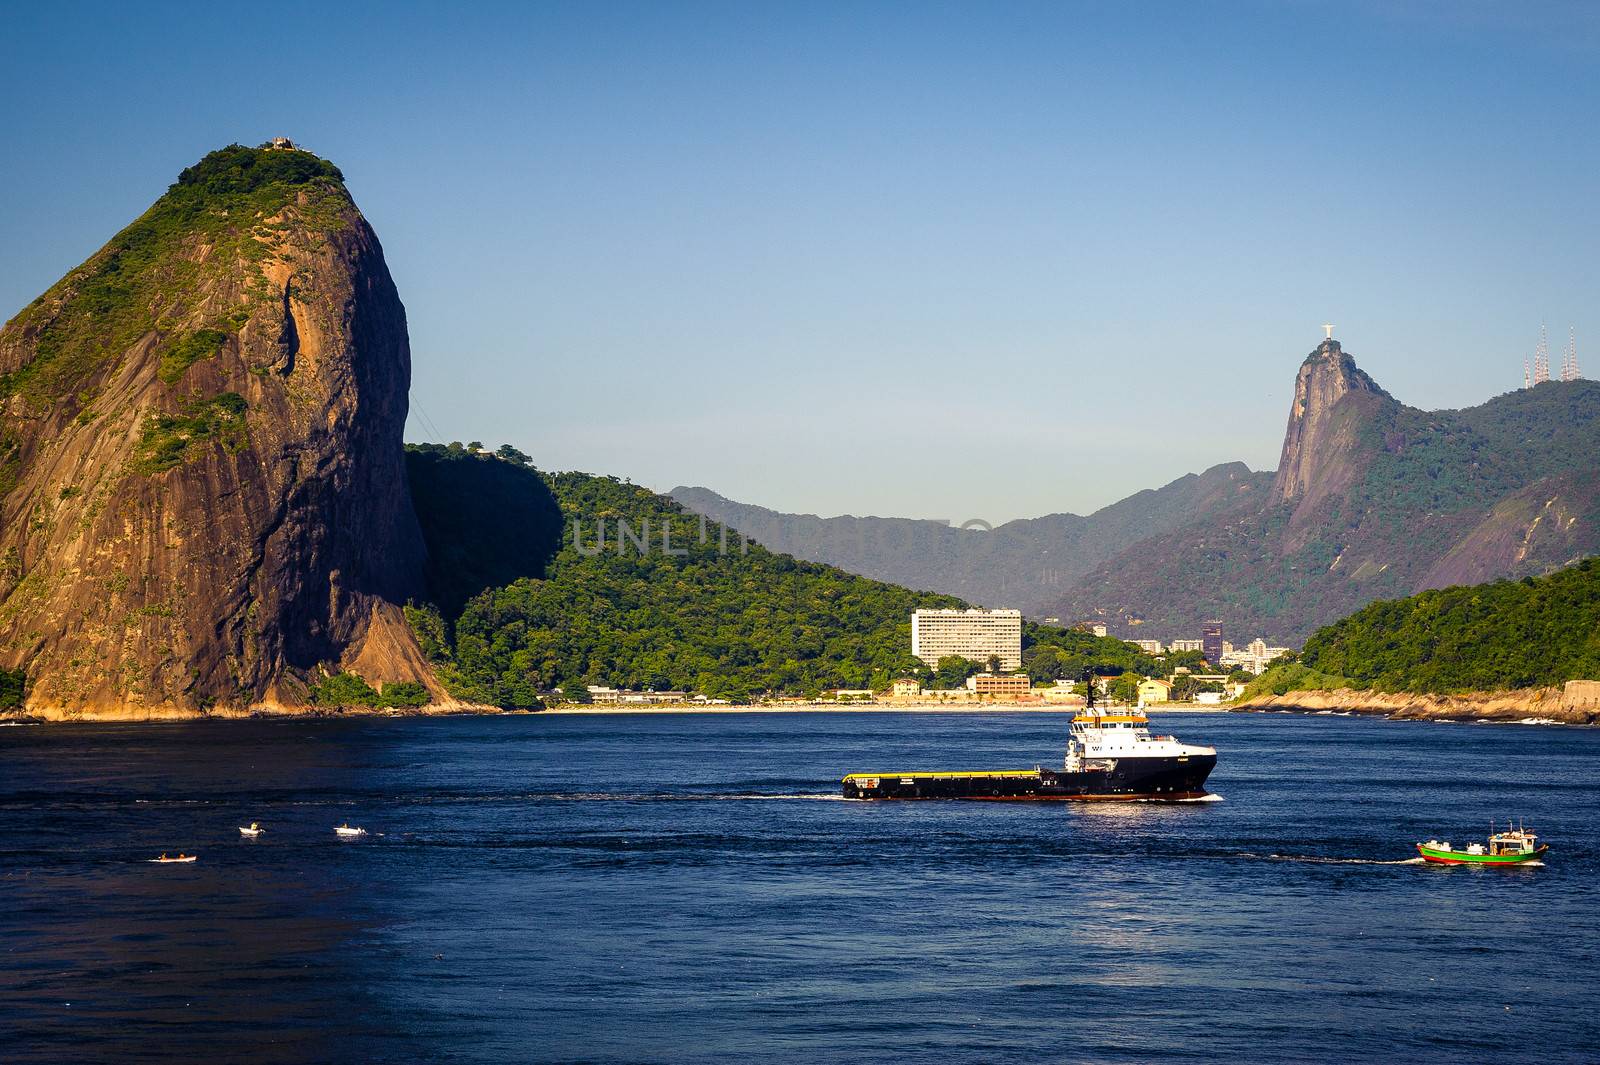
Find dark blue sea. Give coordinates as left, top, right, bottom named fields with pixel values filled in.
left=3, top=711, right=1597, bottom=1063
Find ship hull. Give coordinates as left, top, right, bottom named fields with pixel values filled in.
left=1416, top=844, right=1548, bottom=865
left=842, top=754, right=1216, bottom=801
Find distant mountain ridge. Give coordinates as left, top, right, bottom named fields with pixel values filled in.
left=671, top=461, right=1269, bottom=614
left=675, top=339, right=1600, bottom=645
left=1052, top=341, right=1600, bottom=641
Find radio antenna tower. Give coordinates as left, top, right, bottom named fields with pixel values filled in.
left=1533, top=324, right=1551, bottom=385
left=1524, top=357, right=1532, bottom=390
left=1561, top=327, right=1580, bottom=382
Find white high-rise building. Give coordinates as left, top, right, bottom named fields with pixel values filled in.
left=912, top=609, right=1022, bottom=671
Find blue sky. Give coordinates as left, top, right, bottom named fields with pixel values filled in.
left=3, top=2, right=1597, bottom=521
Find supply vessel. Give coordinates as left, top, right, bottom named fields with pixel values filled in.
left=842, top=709, right=1217, bottom=801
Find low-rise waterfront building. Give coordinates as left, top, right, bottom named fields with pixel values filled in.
left=1137, top=677, right=1174, bottom=707
left=586, top=686, right=691, bottom=704
left=967, top=673, right=1031, bottom=697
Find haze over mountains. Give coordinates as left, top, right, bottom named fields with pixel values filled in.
left=672, top=463, right=1270, bottom=616
left=676, top=339, right=1600, bottom=643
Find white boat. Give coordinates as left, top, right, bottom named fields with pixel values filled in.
left=334, top=824, right=367, bottom=837
left=149, top=854, right=197, bottom=863
left=238, top=822, right=265, bottom=837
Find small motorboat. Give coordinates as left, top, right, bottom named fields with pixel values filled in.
left=239, top=822, right=265, bottom=837
left=1418, top=822, right=1547, bottom=865
left=149, top=853, right=197, bottom=864
left=334, top=824, right=367, bottom=838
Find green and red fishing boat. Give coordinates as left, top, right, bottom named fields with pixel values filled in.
left=1416, top=824, right=1547, bottom=865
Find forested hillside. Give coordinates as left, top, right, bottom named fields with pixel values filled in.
left=1247, top=557, right=1600, bottom=697
left=405, top=447, right=1167, bottom=707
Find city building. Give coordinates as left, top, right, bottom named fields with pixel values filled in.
left=1137, top=677, right=1173, bottom=707
left=1202, top=620, right=1223, bottom=664
left=1169, top=639, right=1204, bottom=653
left=967, top=673, right=1031, bottom=697
left=891, top=678, right=922, bottom=698
left=1218, top=638, right=1295, bottom=675
left=911, top=608, right=1022, bottom=670
left=1075, top=621, right=1108, bottom=638
left=1134, top=639, right=1165, bottom=654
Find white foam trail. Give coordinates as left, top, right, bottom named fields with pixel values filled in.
left=536, top=792, right=846, bottom=802
left=1176, top=794, right=1224, bottom=803
left=1264, top=854, right=1426, bottom=865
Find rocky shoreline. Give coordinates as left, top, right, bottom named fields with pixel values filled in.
left=0, top=698, right=508, bottom=724
left=1236, top=685, right=1600, bottom=726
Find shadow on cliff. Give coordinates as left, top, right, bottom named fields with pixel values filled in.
left=404, top=446, right=563, bottom=618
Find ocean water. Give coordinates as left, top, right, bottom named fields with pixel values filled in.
left=2, top=711, right=1597, bottom=1064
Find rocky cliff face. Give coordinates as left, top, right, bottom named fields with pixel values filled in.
left=1272, top=339, right=1393, bottom=518
left=0, top=145, right=438, bottom=718
left=1235, top=686, right=1599, bottom=726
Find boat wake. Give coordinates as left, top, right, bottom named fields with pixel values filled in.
left=1258, top=853, right=1427, bottom=866
left=537, top=792, right=847, bottom=802
left=1175, top=794, right=1224, bottom=803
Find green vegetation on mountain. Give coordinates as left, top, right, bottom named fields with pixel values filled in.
left=403, top=441, right=562, bottom=616
left=310, top=672, right=430, bottom=710
left=405, top=446, right=1166, bottom=707
left=1246, top=557, right=1600, bottom=697
left=0, top=667, right=24, bottom=709
left=156, top=329, right=229, bottom=384
left=2, top=143, right=346, bottom=410
left=131, top=392, right=249, bottom=474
